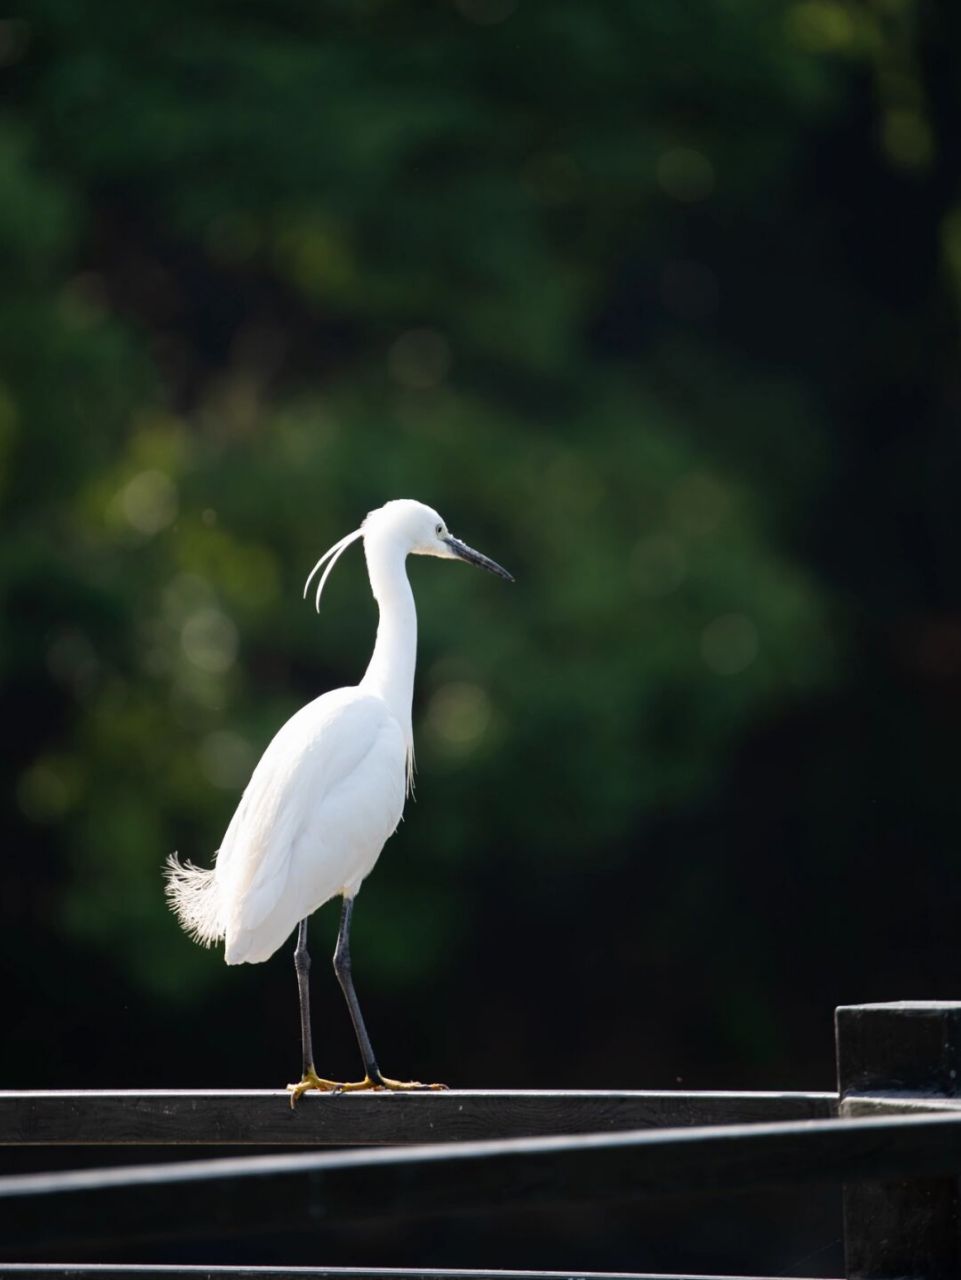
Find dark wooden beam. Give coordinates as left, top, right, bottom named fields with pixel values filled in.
left=0, top=1089, right=836, bottom=1146
left=0, top=1268, right=833, bottom=1280
left=2, top=1110, right=961, bottom=1255
left=837, top=1002, right=961, bottom=1280
left=841, top=1094, right=961, bottom=1117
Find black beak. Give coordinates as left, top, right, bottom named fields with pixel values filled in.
left=444, top=536, right=514, bottom=582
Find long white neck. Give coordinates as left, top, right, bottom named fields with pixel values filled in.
left=358, top=533, right=417, bottom=751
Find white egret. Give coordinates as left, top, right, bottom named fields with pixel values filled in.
left=165, top=499, right=513, bottom=1104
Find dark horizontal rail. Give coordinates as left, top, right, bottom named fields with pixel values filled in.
left=840, top=1092, right=961, bottom=1117
left=0, top=1089, right=836, bottom=1146
left=2, top=1110, right=961, bottom=1255
left=0, top=1268, right=830, bottom=1280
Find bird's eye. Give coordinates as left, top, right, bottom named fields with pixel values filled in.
left=436, top=523, right=444, bottom=536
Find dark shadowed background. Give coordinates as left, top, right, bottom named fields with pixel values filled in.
left=2, top=0, right=961, bottom=1273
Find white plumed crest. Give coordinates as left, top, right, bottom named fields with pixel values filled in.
left=303, top=527, right=364, bottom=612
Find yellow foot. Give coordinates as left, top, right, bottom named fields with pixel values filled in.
left=343, top=1074, right=449, bottom=1094
left=287, top=1070, right=448, bottom=1107
left=286, top=1069, right=346, bottom=1108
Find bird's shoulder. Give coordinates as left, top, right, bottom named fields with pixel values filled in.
left=253, top=686, right=403, bottom=790
left=274, top=685, right=397, bottom=745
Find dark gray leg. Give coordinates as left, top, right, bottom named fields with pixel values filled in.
left=332, top=896, right=383, bottom=1084
left=293, top=917, right=315, bottom=1079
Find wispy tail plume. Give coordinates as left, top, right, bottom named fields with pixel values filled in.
left=164, top=853, right=224, bottom=947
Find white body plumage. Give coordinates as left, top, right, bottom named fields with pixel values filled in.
left=165, top=499, right=512, bottom=973
left=212, top=691, right=407, bottom=964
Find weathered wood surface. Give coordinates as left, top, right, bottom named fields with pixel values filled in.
left=0, top=1269, right=830, bottom=1280
left=837, top=1002, right=961, bottom=1280
left=3, top=1111, right=961, bottom=1254
left=836, top=1002, right=961, bottom=1097
left=0, top=1088, right=836, bottom=1146
left=841, top=1093, right=961, bottom=1117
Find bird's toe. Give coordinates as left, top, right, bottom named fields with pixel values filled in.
left=286, top=1070, right=343, bottom=1107
left=373, top=1075, right=449, bottom=1092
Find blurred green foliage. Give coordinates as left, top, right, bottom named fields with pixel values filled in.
left=2, top=0, right=960, bottom=1123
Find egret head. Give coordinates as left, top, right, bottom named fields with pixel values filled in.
left=304, top=499, right=513, bottom=611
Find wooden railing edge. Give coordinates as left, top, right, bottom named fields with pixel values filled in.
left=0, top=1268, right=831, bottom=1280
left=0, top=1088, right=837, bottom=1146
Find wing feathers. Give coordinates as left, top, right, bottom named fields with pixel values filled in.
left=210, top=690, right=406, bottom=961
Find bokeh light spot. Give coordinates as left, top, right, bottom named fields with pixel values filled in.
left=426, top=682, right=492, bottom=752
left=882, top=109, right=933, bottom=170
left=17, top=759, right=79, bottom=823
left=273, top=216, right=353, bottom=297
left=656, top=148, right=715, bottom=203
left=388, top=329, right=451, bottom=390
left=120, top=469, right=178, bottom=535
left=61, top=272, right=108, bottom=330
left=546, top=450, right=604, bottom=512
left=701, top=614, right=759, bottom=675
left=181, top=608, right=239, bottom=674
left=787, top=1, right=856, bottom=52
left=164, top=573, right=214, bottom=621
left=200, top=730, right=255, bottom=789
left=669, top=472, right=730, bottom=535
